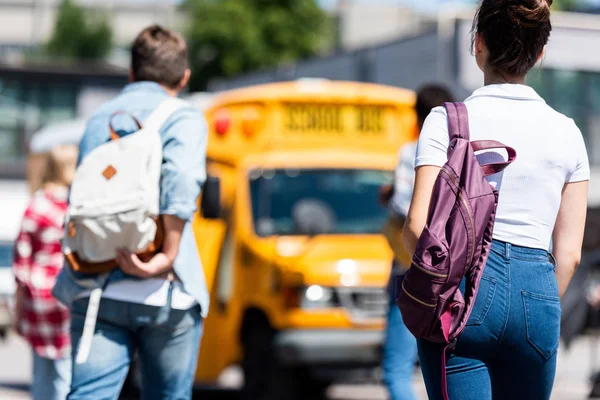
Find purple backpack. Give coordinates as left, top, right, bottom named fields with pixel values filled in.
left=396, top=102, right=516, bottom=398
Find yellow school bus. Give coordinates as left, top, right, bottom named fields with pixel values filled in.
left=194, top=79, right=417, bottom=398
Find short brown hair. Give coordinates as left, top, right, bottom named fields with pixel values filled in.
left=131, top=25, right=189, bottom=89
left=472, top=0, right=552, bottom=77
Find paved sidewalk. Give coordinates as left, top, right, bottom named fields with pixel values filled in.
left=329, top=335, right=599, bottom=400
left=0, top=334, right=30, bottom=399
left=552, top=335, right=597, bottom=400
left=0, top=332, right=598, bottom=399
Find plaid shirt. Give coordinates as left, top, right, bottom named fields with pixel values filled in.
left=13, top=189, right=71, bottom=360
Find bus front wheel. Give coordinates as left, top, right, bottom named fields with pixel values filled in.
left=241, top=320, right=327, bottom=400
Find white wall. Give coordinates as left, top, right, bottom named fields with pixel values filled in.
left=336, top=2, right=429, bottom=50
left=0, top=0, right=181, bottom=47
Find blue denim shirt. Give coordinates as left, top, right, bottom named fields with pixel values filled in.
left=53, top=82, right=210, bottom=317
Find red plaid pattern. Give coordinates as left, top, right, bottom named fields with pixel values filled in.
left=13, top=189, right=71, bottom=360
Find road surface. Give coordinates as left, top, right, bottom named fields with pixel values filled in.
left=0, top=332, right=595, bottom=399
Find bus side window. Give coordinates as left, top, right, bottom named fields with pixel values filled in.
left=216, top=225, right=235, bottom=312
left=201, top=176, right=221, bottom=219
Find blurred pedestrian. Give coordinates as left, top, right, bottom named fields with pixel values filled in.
left=52, top=25, right=209, bottom=399
left=402, top=0, right=589, bottom=398
left=13, top=144, right=77, bottom=400
left=380, top=84, right=454, bottom=400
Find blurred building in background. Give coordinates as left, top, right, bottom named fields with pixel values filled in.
left=0, top=0, right=182, bottom=177
left=0, top=61, right=127, bottom=177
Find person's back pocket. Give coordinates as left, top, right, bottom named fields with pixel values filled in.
left=522, top=290, right=561, bottom=360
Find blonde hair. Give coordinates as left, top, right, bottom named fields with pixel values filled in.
left=41, top=144, right=78, bottom=188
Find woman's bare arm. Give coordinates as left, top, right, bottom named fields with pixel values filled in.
left=402, top=165, right=441, bottom=255
left=553, top=180, right=588, bottom=298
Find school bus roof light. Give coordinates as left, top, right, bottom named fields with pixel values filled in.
left=214, top=109, right=231, bottom=137
left=241, top=107, right=262, bottom=138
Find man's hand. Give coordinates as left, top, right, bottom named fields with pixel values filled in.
left=116, top=215, right=186, bottom=279
left=116, top=249, right=173, bottom=279
left=117, top=249, right=155, bottom=278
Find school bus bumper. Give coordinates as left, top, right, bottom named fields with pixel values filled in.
left=274, top=329, right=384, bottom=366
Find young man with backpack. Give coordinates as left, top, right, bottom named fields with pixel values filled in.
left=380, top=84, right=454, bottom=400
left=52, top=25, right=209, bottom=399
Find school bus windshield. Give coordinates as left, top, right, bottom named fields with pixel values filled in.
left=250, top=168, right=393, bottom=236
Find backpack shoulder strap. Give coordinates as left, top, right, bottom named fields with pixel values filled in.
left=444, top=102, right=470, bottom=142
left=144, top=97, right=188, bottom=133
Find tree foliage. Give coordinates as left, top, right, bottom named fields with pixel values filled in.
left=183, top=0, right=332, bottom=91
left=552, top=0, right=580, bottom=11
left=47, top=0, right=113, bottom=60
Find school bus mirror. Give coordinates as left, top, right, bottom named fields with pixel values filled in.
left=201, top=176, right=221, bottom=219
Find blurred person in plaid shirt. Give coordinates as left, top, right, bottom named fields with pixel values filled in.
left=379, top=84, right=454, bottom=400
left=13, top=144, right=77, bottom=400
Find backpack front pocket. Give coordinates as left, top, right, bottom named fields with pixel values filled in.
left=397, top=278, right=439, bottom=339
left=403, top=225, right=450, bottom=301
left=70, top=209, right=158, bottom=263
left=397, top=226, right=450, bottom=341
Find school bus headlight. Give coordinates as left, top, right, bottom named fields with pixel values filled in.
left=300, top=285, right=337, bottom=309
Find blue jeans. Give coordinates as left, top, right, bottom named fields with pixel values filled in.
left=383, top=268, right=418, bottom=400
left=68, top=298, right=203, bottom=400
left=32, top=352, right=71, bottom=400
left=418, top=240, right=561, bottom=400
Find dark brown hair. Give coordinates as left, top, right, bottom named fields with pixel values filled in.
left=416, top=84, right=454, bottom=127
left=472, top=0, right=552, bottom=77
left=131, top=25, right=189, bottom=89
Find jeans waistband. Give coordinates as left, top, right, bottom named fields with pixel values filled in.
left=490, top=239, right=551, bottom=262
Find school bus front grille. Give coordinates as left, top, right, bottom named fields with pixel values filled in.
left=336, top=287, right=388, bottom=322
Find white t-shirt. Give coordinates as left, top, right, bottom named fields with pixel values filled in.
left=416, top=84, right=590, bottom=250
left=76, top=279, right=197, bottom=310
left=390, top=141, right=417, bottom=218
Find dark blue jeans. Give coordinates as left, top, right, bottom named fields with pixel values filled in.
left=383, top=266, right=418, bottom=400
left=418, top=240, right=561, bottom=400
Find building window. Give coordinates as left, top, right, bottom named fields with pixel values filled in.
left=527, top=68, right=598, bottom=164
left=587, top=73, right=600, bottom=165
left=0, top=79, right=78, bottom=162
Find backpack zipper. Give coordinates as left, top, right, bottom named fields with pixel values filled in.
left=411, top=261, right=448, bottom=279
left=402, top=279, right=436, bottom=308
left=440, top=168, right=475, bottom=266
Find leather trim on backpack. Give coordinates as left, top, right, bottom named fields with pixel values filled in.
left=109, top=111, right=142, bottom=141
left=65, top=218, right=165, bottom=275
